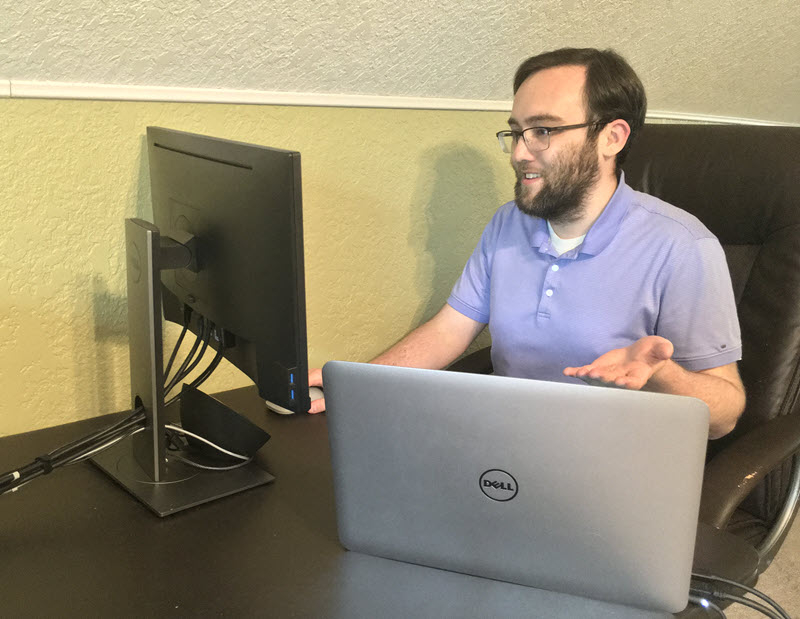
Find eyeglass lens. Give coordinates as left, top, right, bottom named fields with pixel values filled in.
left=500, top=129, right=549, bottom=153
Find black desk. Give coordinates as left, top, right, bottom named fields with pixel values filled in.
left=0, top=387, right=758, bottom=618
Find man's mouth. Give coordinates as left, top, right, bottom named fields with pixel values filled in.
left=520, top=172, right=542, bottom=185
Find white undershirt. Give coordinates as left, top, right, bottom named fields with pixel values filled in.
left=547, top=221, right=586, bottom=255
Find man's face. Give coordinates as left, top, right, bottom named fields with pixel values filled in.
left=508, top=65, right=601, bottom=223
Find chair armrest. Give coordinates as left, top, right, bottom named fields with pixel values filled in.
left=447, top=346, right=493, bottom=374
left=699, top=413, right=800, bottom=528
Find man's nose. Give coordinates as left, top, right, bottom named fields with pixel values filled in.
left=512, top=136, right=537, bottom=164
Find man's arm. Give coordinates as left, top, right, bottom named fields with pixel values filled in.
left=563, top=336, right=745, bottom=439
left=307, top=304, right=485, bottom=413
left=370, top=304, right=486, bottom=368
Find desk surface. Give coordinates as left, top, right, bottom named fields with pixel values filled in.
left=0, top=387, right=758, bottom=618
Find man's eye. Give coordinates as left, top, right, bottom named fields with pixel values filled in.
left=531, top=128, right=550, bottom=138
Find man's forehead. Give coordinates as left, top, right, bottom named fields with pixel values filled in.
left=509, top=65, right=587, bottom=125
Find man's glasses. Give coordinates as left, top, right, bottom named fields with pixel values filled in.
left=496, top=121, right=607, bottom=153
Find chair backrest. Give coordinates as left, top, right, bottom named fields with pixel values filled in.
left=622, top=124, right=800, bottom=523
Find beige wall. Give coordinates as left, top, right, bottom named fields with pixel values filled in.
left=0, top=99, right=506, bottom=436
left=5, top=1, right=799, bottom=125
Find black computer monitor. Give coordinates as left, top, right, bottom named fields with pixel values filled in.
left=149, top=126, right=310, bottom=413
left=92, top=127, right=310, bottom=516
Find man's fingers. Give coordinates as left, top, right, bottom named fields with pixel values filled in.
left=308, top=367, right=324, bottom=388
left=585, top=364, right=620, bottom=380
left=308, top=397, right=326, bottom=414
left=652, top=339, right=674, bottom=361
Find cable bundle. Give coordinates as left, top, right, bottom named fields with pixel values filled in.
left=0, top=407, right=146, bottom=495
left=689, top=572, right=791, bottom=618
left=1, top=306, right=234, bottom=496
left=163, top=311, right=226, bottom=408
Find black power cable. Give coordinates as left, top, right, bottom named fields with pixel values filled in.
left=0, top=408, right=146, bottom=495
left=165, top=335, right=225, bottom=408
left=688, top=593, right=726, bottom=617
left=691, top=572, right=790, bottom=619
left=164, top=317, right=206, bottom=396
left=164, top=322, right=189, bottom=382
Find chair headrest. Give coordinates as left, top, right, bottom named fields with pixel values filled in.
left=623, top=124, right=800, bottom=245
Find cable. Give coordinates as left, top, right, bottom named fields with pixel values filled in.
left=0, top=471, right=20, bottom=487
left=167, top=320, right=212, bottom=394
left=717, top=593, right=782, bottom=619
left=66, top=427, right=146, bottom=465
left=58, top=421, right=145, bottom=466
left=170, top=452, right=254, bottom=471
left=692, top=573, right=791, bottom=619
left=188, top=342, right=224, bottom=388
left=48, top=407, right=146, bottom=461
left=1, top=408, right=145, bottom=491
left=688, top=593, right=726, bottom=618
left=164, top=304, right=194, bottom=386
left=164, top=317, right=207, bottom=396
left=164, top=318, right=208, bottom=396
left=164, top=424, right=248, bottom=460
left=165, top=336, right=225, bottom=408
left=1, top=410, right=147, bottom=495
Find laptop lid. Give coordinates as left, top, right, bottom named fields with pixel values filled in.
left=323, top=361, right=709, bottom=613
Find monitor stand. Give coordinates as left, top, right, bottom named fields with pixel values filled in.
left=91, top=437, right=274, bottom=517
left=92, top=218, right=274, bottom=517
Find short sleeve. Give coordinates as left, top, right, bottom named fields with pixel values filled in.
left=446, top=212, right=504, bottom=324
left=656, top=237, right=742, bottom=371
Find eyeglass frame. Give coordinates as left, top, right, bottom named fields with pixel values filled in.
left=496, top=120, right=609, bottom=154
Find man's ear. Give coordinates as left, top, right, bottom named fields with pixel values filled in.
left=600, top=119, right=631, bottom=159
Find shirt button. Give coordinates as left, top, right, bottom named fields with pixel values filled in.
left=551, top=265, right=559, bottom=272
left=545, top=289, right=554, bottom=297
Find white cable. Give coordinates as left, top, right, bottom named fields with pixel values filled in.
left=5, top=480, right=32, bottom=494
left=164, top=424, right=248, bottom=460
left=67, top=427, right=146, bottom=464
left=170, top=453, right=253, bottom=471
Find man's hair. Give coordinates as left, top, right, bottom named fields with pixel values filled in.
left=513, top=48, right=647, bottom=167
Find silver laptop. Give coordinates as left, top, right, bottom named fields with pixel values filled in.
left=323, top=361, right=709, bottom=613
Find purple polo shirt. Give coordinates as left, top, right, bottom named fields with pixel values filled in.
left=447, top=173, right=742, bottom=384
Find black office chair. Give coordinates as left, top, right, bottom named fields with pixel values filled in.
left=449, top=125, right=800, bottom=583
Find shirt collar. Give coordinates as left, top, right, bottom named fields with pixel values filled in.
left=528, top=171, right=632, bottom=259
left=579, top=171, right=632, bottom=256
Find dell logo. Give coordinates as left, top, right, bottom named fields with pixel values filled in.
left=484, top=479, right=514, bottom=491
left=479, top=469, right=519, bottom=502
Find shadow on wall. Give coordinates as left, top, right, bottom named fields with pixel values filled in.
left=86, top=135, right=153, bottom=412
left=89, top=275, right=129, bottom=411
left=407, top=144, right=507, bottom=350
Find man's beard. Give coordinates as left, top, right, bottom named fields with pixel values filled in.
left=513, top=137, right=600, bottom=224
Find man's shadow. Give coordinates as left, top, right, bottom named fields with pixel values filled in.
left=407, top=144, right=513, bottom=356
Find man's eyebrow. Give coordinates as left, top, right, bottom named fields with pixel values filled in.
left=507, top=114, right=563, bottom=127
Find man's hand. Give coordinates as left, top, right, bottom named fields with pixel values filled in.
left=307, top=367, right=326, bottom=414
left=304, top=304, right=485, bottom=416
left=563, top=336, right=674, bottom=390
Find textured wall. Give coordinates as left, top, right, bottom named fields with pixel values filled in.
left=2, top=0, right=799, bottom=123
left=0, top=98, right=505, bottom=436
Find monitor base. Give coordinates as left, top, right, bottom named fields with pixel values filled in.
left=91, top=435, right=274, bottom=517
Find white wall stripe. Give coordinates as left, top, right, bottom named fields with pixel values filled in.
left=7, top=79, right=512, bottom=112
left=3, top=79, right=797, bottom=127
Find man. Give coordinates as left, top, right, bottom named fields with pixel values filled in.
left=309, top=48, right=745, bottom=439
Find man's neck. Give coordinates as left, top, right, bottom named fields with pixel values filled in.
left=549, top=172, right=619, bottom=239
